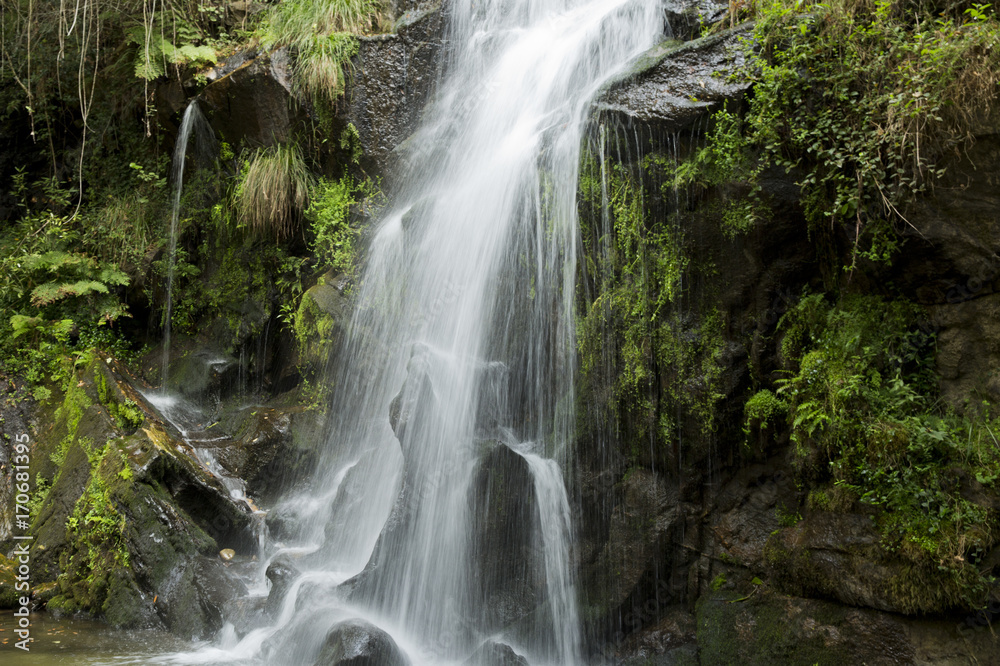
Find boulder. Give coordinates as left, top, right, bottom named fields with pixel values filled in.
left=314, top=619, right=411, bottom=666
left=265, top=555, right=301, bottom=616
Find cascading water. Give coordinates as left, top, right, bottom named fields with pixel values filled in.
left=153, top=0, right=663, bottom=663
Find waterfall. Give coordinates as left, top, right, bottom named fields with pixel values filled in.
left=162, top=102, right=212, bottom=389
left=154, top=0, right=662, bottom=663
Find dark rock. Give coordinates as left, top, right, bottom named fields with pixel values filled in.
left=616, top=607, right=697, bottom=664
left=581, top=468, right=682, bottom=631
left=662, top=0, right=729, bottom=41
left=710, top=463, right=799, bottom=568
left=388, top=343, right=438, bottom=448
left=762, top=512, right=918, bottom=613
left=931, top=293, right=1000, bottom=409
left=265, top=555, right=301, bottom=616
left=314, top=619, right=411, bottom=666
left=165, top=349, right=239, bottom=403
left=200, top=48, right=307, bottom=148
left=463, top=640, right=529, bottom=666
left=595, top=26, right=752, bottom=133
left=467, top=443, right=542, bottom=630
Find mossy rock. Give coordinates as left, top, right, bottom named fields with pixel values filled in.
left=294, top=271, right=350, bottom=369
left=696, top=588, right=999, bottom=664
left=763, top=511, right=988, bottom=614
left=0, top=554, right=23, bottom=608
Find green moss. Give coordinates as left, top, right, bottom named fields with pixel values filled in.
left=767, top=293, right=1000, bottom=609
left=696, top=591, right=847, bottom=665
left=52, top=440, right=136, bottom=617
left=743, top=389, right=787, bottom=437
left=577, top=147, right=724, bottom=461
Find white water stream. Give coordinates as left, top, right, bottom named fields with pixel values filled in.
left=148, top=0, right=663, bottom=663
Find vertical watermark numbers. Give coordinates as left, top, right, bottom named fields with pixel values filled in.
left=11, top=432, right=33, bottom=651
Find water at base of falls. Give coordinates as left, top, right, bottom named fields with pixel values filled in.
left=145, top=0, right=663, bottom=663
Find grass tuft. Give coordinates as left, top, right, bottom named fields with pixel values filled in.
left=233, top=144, right=314, bottom=240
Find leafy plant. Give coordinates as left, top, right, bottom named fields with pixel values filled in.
left=678, top=0, right=1000, bottom=267
left=773, top=293, right=999, bottom=608
left=306, top=174, right=360, bottom=275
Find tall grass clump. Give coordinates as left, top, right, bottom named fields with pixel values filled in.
left=233, top=144, right=314, bottom=240
left=259, top=0, right=387, bottom=104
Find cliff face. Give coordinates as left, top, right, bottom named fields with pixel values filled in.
left=570, top=9, right=1000, bottom=662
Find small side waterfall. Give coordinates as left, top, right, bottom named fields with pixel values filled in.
left=161, top=102, right=213, bottom=388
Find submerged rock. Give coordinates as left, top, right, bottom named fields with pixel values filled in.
left=462, top=640, right=529, bottom=666
left=467, top=443, right=542, bottom=630
left=388, top=343, right=438, bottom=449
left=314, top=619, right=411, bottom=666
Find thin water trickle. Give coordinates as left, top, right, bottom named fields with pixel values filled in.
left=161, top=102, right=214, bottom=389
left=153, top=0, right=664, bottom=663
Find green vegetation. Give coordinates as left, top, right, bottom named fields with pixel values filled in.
left=677, top=0, right=1000, bottom=265
left=743, top=389, right=787, bottom=440
left=773, top=293, right=999, bottom=608
left=307, top=174, right=361, bottom=275
left=258, top=0, right=383, bottom=106
left=577, top=145, right=724, bottom=462
left=232, top=144, right=314, bottom=240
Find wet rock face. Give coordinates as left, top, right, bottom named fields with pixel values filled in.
left=314, top=619, right=411, bottom=666
left=467, top=443, right=542, bottom=630
left=20, top=357, right=256, bottom=636
left=615, top=608, right=697, bottom=665
left=346, top=3, right=445, bottom=176
left=580, top=468, right=684, bottom=634
left=388, top=343, right=438, bottom=452
left=595, top=26, right=751, bottom=132
left=890, top=135, right=1000, bottom=408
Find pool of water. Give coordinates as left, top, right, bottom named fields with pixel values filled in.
left=0, top=612, right=191, bottom=665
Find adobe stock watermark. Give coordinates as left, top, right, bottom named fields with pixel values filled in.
left=10, top=432, right=34, bottom=652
